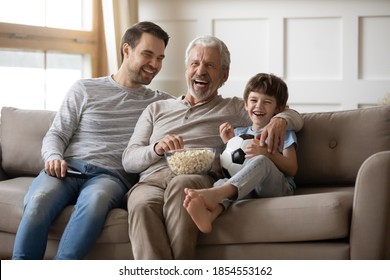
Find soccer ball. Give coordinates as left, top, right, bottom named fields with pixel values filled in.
left=220, top=134, right=254, bottom=178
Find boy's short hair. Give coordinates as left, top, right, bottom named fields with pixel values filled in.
left=243, top=73, right=288, bottom=109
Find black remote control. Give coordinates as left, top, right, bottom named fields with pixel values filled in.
left=66, top=170, right=87, bottom=179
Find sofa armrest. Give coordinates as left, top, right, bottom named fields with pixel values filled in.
left=0, top=141, right=8, bottom=180
left=350, top=151, right=390, bottom=259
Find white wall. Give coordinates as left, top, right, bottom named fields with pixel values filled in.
left=139, top=0, right=390, bottom=113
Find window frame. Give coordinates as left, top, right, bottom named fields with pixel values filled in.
left=0, top=0, right=106, bottom=77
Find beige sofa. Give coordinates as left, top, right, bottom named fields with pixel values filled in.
left=0, top=105, right=389, bottom=260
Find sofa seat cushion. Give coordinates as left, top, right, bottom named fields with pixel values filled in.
left=198, top=186, right=354, bottom=245
left=49, top=206, right=130, bottom=243
left=0, top=177, right=130, bottom=244
left=0, top=177, right=31, bottom=233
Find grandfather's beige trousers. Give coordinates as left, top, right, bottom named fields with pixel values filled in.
left=126, top=168, right=214, bottom=259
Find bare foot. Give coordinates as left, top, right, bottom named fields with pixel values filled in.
left=183, top=191, right=193, bottom=208
left=184, top=188, right=220, bottom=211
left=183, top=187, right=201, bottom=208
left=184, top=195, right=213, bottom=233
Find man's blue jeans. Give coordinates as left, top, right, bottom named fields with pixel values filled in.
left=12, top=159, right=129, bottom=260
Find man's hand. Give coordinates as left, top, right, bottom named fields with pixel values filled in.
left=44, top=159, right=68, bottom=178
left=154, top=134, right=184, bottom=156
left=258, top=117, right=287, bottom=154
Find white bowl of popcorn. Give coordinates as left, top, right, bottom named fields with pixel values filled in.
left=165, top=148, right=216, bottom=175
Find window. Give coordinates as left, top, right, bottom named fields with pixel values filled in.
left=0, top=0, right=105, bottom=111
left=0, top=0, right=93, bottom=30
left=0, top=50, right=91, bottom=110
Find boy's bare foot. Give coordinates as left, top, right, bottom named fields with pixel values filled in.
left=183, top=188, right=200, bottom=208
left=184, top=195, right=213, bottom=233
left=184, top=187, right=220, bottom=211
left=183, top=191, right=193, bottom=208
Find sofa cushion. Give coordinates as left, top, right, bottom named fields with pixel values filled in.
left=295, top=105, right=390, bottom=185
left=0, top=177, right=130, bottom=244
left=0, top=178, right=33, bottom=234
left=0, top=107, right=56, bottom=177
left=49, top=207, right=130, bottom=243
left=198, top=186, right=354, bottom=245
left=0, top=177, right=353, bottom=247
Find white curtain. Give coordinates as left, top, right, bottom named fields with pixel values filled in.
left=102, top=0, right=139, bottom=74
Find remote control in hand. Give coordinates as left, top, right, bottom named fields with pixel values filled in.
left=66, top=170, right=87, bottom=179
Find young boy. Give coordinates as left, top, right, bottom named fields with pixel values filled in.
left=183, top=73, right=298, bottom=233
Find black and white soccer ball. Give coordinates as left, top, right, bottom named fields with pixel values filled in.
left=220, top=134, right=255, bottom=178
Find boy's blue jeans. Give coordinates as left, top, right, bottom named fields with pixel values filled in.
left=12, top=159, right=128, bottom=260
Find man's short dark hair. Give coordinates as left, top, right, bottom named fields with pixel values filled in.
left=120, top=21, right=170, bottom=62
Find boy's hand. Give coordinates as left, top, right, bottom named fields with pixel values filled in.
left=259, top=117, right=287, bottom=154
left=245, top=138, right=269, bottom=158
left=219, top=122, right=234, bottom=144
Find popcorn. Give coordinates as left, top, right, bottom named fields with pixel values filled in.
left=165, top=148, right=216, bottom=175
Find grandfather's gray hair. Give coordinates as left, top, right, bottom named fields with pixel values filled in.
left=184, top=35, right=231, bottom=71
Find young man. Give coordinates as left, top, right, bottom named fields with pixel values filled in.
left=12, top=21, right=172, bottom=260
left=184, top=73, right=298, bottom=233
left=122, top=35, right=303, bottom=259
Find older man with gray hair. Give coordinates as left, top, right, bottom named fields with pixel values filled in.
left=123, top=35, right=303, bottom=259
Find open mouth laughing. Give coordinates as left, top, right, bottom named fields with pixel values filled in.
left=194, top=78, right=208, bottom=86
left=252, top=110, right=266, bottom=117
left=142, top=67, right=156, bottom=78
left=192, top=77, right=210, bottom=92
